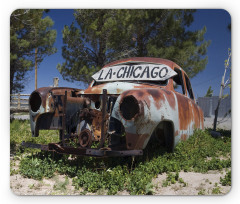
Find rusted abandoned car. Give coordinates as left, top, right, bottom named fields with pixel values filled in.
left=22, top=57, right=204, bottom=157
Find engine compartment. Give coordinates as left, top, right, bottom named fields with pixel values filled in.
left=28, top=87, right=134, bottom=154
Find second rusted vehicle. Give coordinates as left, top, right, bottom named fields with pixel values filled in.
left=23, top=57, right=204, bottom=157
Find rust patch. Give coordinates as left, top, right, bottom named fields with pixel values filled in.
left=67, top=97, right=89, bottom=105
left=133, top=84, right=159, bottom=89
left=175, top=130, right=179, bottom=137
left=192, top=102, right=200, bottom=128
left=121, top=88, right=173, bottom=110
left=176, top=93, right=192, bottom=130
left=175, top=91, right=203, bottom=131
left=33, top=87, right=80, bottom=111
left=146, top=89, right=164, bottom=109
left=137, top=91, right=144, bottom=98
left=146, top=89, right=161, bottom=100
left=121, top=89, right=150, bottom=109
left=84, top=85, right=104, bottom=94
left=91, top=109, right=109, bottom=141
left=125, top=132, right=149, bottom=150
left=162, top=89, right=176, bottom=110
left=87, top=94, right=101, bottom=103
left=199, top=107, right=204, bottom=129
left=116, top=88, right=123, bottom=94
left=181, top=134, right=188, bottom=141
left=120, top=90, right=132, bottom=99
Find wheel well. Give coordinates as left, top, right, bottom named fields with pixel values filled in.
left=151, top=121, right=174, bottom=152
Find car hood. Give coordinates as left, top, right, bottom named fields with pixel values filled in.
left=81, top=81, right=160, bottom=95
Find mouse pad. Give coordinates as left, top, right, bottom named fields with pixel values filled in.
left=10, top=9, right=231, bottom=195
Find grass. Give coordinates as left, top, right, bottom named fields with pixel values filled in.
left=198, top=189, right=206, bottom=195
left=220, top=170, right=231, bottom=186
left=212, top=185, right=222, bottom=194
left=10, top=120, right=59, bottom=154
left=161, top=172, right=187, bottom=187
left=53, top=176, right=69, bottom=192
left=13, top=112, right=29, bottom=116
left=10, top=119, right=231, bottom=195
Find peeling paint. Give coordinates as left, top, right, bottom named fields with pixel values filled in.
left=25, top=57, right=204, bottom=157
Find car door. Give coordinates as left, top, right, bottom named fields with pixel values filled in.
left=172, top=67, right=192, bottom=141
left=183, top=73, right=203, bottom=130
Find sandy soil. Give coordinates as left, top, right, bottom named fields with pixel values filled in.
left=152, top=170, right=231, bottom=195
left=10, top=160, right=231, bottom=196
left=10, top=174, right=81, bottom=195
left=204, top=116, right=231, bottom=130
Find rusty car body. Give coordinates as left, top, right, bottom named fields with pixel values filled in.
left=22, top=57, right=204, bottom=157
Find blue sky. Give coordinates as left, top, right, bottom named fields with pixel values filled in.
left=22, top=9, right=231, bottom=98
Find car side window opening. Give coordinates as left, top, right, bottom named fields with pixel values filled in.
left=173, top=68, right=185, bottom=95
left=184, top=74, right=194, bottom=100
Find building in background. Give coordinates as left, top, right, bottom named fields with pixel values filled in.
left=198, top=96, right=231, bottom=118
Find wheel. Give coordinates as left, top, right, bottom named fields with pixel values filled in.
left=78, top=129, right=92, bottom=148
left=77, top=120, right=93, bottom=148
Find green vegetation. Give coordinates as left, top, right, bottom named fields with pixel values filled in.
left=19, top=154, right=56, bottom=180
left=162, top=172, right=187, bottom=187
left=205, top=86, right=213, bottom=97
left=162, top=172, right=178, bottom=187
left=198, top=189, right=206, bottom=195
left=53, top=176, right=69, bottom=192
left=10, top=120, right=59, bottom=154
left=10, top=9, right=57, bottom=94
left=10, top=120, right=231, bottom=195
left=220, top=170, right=231, bottom=186
left=10, top=159, right=19, bottom=175
left=212, top=183, right=222, bottom=194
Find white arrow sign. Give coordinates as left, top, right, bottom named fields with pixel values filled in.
left=92, top=64, right=177, bottom=82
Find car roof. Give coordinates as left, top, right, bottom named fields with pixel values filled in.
left=101, top=57, right=192, bottom=85
left=103, top=57, right=173, bottom=68
left=103, top=57, right=188, bottom=76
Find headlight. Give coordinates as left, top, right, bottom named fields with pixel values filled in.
left=120, top=95, right=140, bottom=120
left=29, top=92, right=42, bottom=112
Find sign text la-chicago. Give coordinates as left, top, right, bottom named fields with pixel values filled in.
left=92, top=64, right=177, bottom=82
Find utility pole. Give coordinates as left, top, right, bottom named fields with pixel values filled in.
left=53, top=77, right=59, bottom=87
left=213, top=50, right=231, bottom=131
left=35, top=47, right=38, bottom=90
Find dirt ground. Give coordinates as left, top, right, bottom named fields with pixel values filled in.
left=10, top=115, right=231, bottom=196
left=10, top=159, right=231, bottom=196
left=10, top=174, right=80, bottom=195
left=151, top=170, right=231, bottom=195
left=204, top=116, right=231, bottom=130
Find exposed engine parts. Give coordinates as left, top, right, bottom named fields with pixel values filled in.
left=22, top=57, right=204, bottom=157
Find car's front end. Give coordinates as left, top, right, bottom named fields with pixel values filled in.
left=23, top=57, right=201, bottom=157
